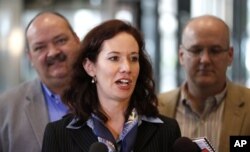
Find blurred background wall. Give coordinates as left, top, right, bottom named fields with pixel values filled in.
left=0, top=0, right=249, bottom=93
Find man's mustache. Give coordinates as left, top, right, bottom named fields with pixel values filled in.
left=46, top=53, right=67, bottom=66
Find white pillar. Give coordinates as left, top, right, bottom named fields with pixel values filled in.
left=0, top=0, right=24, bottom=91
left=191, top=0, right=233, bottom=28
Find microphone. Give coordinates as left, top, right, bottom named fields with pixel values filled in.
left=89, top=142, right=108, bottom=152
left=193, top=137, right=216, bottom=152
left=173, top=137, right=201, bottom=152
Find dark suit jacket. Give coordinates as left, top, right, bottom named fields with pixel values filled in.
left=0, top=78, right=49, bottom=152
left=42, top=114, right=181, bottom=152
left=158, top=81, right=250, bottom=152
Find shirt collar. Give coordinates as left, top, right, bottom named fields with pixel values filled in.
left=180, top=81, right=227, bottom=106
left=41, top=83, right=61, bottom=104
left=180, top=81, right=227, bottom=118
left=66, top=114, right=163, bottom=130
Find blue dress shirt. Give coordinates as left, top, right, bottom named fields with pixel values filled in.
left=41, top=83, right=68, bottom=122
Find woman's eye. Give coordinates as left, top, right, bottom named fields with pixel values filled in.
left=109, top=56, right=119, bottom=61
left=131, top=56, right=139, bottom=62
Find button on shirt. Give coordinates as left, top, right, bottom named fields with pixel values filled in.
left=42, top=83, right=68, bottom=122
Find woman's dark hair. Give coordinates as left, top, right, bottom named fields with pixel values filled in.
left=63, top=19, right=158, bottom=122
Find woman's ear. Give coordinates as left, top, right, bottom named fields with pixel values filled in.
left=83, top=58, right=96, bottom=77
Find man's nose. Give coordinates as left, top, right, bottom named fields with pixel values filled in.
left=47, top=44, right=60, bottom=57
left=200, top=49, right=212, bottom=63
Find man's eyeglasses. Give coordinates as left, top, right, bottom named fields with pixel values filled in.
left=181, top=45, right=229, bottom=57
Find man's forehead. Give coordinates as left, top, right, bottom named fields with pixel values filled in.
left=27, top=16, right=68, bottom=35
left=33, top=13, right=66, bottom=26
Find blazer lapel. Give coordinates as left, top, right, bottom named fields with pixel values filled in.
left=134, top=121, right=158, bottom=151
left=219, top=82, right=247, bottom=151
left=24, top=79, right=49, bottom=147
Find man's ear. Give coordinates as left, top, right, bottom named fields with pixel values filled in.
left=227, top=47, right=234, bottom=66
left=83, top=58, right=96, bottom=77
left=179, top=46, right=184, bottom=65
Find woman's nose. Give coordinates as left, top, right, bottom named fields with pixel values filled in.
left=120, top=59, right=131, bottom=73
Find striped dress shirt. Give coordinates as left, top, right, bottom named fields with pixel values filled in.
left=176, top=83, right=227, bottom=151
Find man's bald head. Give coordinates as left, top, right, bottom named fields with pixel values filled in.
left=181, top=15, right=230, bottom=47
left=25, top=11, right=75, bottom=51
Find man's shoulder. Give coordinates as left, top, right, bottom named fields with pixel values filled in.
left=226, top=82, right=250, bottom=111
left=0, top=79, right=39, bottom=95
left=157, top=88, right=181, bottom=117
left=228, top=82, right=250, bottom=97
left=0, top=78, right=41, bottom=105
left=158, top=88, right=181, bottom=102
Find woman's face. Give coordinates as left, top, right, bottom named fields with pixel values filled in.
left=85, top=32, right=140, bottom=104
